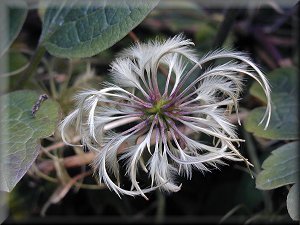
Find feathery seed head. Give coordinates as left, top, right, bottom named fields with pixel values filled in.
left=60, top=34, right=272, bottom=199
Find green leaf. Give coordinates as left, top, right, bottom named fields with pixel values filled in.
left=0, top=2, right=28, bottom=56
left=0, top=51, right=43, bottom=91
left=0, top=90, right=60, bottom=192
left=256, top=142, right=299, bottom=190
left=6, top=52, right=31, bottom=89
left=40, top=0, right=159, bottom=58
left=244, top=106, right=298, bottom=140
left=245, top=67, right=299, bottom=140
left=250, top=67, right=298, bottom=104
left=8, top=51, right=28, bottom=71
left=287, top=183, right=299, bottom=221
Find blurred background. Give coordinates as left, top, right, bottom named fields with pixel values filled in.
left=1, top=0, right=298, bottom=224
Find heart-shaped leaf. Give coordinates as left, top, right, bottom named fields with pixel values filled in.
left=0, top=90, right=60, bottom=192
left=245, top=67, right=299, bottom=140
left=40, top=0, right=159, bottom=58
left=0, top=1, right=28, bottom=56
left=244, top=105, right=298, bottom=140
left=250, top=67, right=298, bottom=104
left=256, top=142, right=299, bottom=190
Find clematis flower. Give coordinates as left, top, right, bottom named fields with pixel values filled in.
left=60, top=35, right=271, bottom=199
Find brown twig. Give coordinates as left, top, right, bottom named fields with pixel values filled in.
left=42, top=136, right=81, bottom=153
left=255, top=47, right=277, bottom=70
left=268, top=36, right=295, bottom=47
left=41, top=170, right=94, bottom=216
left=128, top=31, right=139, bottom=43
left=52, top=171, right=93, bottom=203
left=38, top=152, right=95, bottom=174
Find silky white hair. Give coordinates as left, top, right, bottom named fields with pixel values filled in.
left=60, top=34, right=271, bottom=199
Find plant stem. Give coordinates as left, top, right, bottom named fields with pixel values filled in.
left=45, top=58, right=59, bottom=99
left=155, top=190, right=165, bottom=224
left=15, top=46, right=46, bottom=89
left=243, top=128, right=274, bottom=212
left=243, top=131, right=261, bottom=171
left=212, top=8, right=241, bottom=49
left=0, top=62, right=30, bottom=78
left=59, top=59, right=74, bottom=96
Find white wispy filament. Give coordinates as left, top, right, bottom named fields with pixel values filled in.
left=60, top=35, right=271, bottom=199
